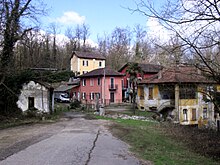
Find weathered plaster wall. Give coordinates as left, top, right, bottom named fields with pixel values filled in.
left=17, top=81, right=50, bottom=113
left=70, top=55, right=78, bottom=72
left=137, top=84, right=215, bottom=125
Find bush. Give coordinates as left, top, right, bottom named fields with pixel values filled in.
left=24, top=107, right=45, bottom=119
left=70, top=100, right=81, bottom=109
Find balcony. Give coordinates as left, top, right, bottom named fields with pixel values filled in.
left=109, top=84, right=118, bottom=91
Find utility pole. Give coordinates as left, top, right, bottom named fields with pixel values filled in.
left=103, top=68, right=106, bottom=105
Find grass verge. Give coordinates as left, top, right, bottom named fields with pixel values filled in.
left=106, top=118, right=219, bottom=165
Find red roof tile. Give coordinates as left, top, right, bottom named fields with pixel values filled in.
left=140, top=66, right=213, bottom=84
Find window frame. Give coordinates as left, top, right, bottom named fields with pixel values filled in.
left=82, top=79, right=86, bottom=86
left=90, top=78, right=94, bottom=86
left=139, top=86, right=145, bottom=100
left=82, top=92, right=86, bottom=100
left=203, top=107, right=208, bottom=119
left=148, top=87, right=153, bottom=100
left=183, top=109, right=188, bottom=121
left=90, top=92, right=94, bottom=100
left=97, top=77, right=101, bottom=86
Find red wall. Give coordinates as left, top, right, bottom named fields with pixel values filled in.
left=79, top=76, right=123, bottom=105
left=119, top=67, right=156, bottom=88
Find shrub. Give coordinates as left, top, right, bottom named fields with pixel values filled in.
left=70, top=100, right=81, bottom=109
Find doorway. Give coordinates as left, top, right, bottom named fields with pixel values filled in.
left=110, top=92, right=114, bottom=103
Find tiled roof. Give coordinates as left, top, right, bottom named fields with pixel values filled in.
left=78, top=68, right=124, bottom=78
left=118, top=62, right=163, bottom=73
left=54, top=85, right=78, bottom=92
left=140, top=66, right=213, bottom=84
left=71, top=51, right=106, bottom=60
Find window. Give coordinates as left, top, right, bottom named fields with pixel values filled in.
left=139, top=86, right=145, bottom=100
left=90, top=78, right=94, bottom=86
left=183, top=109, right=188, bottom=121
left=192, top=108, right=197, bottom=121
left=83, top=60, right=88, bottom=66
left=82, top=92, right=86, bottom=100
left=110, top=77, right=114, bottom=88
left=28, top=97, right=35, bottom=109
left=203, top=108, right=208, bottom=119
left=148, top=87, right=153, bottom=100
left=98, top=78, right=101, bottom=85
left=82, top=79, right=86, bottom=86
left=159, top=85, right=175, bottom=99
left=99, top=61, right=102, bottom=67
left=90, top=92, right=94, bottom=100
left=180, top=85, right=196, bottom=99
left=82, top=71, right=88, bottom=74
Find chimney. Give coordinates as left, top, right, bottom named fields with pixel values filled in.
left=158, top=70, right=162, bottom=79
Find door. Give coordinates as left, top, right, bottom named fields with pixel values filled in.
left=28, top=97, right=35, bottom=109
left=110, top=92, right=114, bottom=103
left=192, top=108, right=197, bottom=121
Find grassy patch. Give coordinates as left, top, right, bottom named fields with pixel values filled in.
left=108, top=119, right=219, bottom=165
left=0, top=105, right=71, bottom=129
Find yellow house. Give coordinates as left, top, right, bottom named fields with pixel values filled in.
left=70, top=51, right=106, bottom=75
left=137, top=65, right=219, bottom=126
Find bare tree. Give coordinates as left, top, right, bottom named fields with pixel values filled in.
left=131, top=0, right=220, bottom=81
left=132, top=24, right=149, bottom=62
left=131, top=0, right=220, bottom=113
left=0, top=0, right=46, bottom=79
left=48, top=23, right=60, bottom=68
left=82, top=23, right=90, bottom=50
left=108, top=27, right=132, bottom=70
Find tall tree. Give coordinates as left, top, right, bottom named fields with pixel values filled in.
left=131, top=0, right=220, bottom=82
left=108, top=27, right=132, bottom=70
left=133, top=24, right=147, bottom=62
left=0, top=0, right=46, bottom=115
left=126, top=62, right=143, bottom=114
left=0, top=0, right=46, bottom=78
left=131, top=0, right=220, bottom=113
left=82, top=23, right=90, bottom=50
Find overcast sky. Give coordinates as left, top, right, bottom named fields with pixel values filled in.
left=41, top=0, right=168, bottom=44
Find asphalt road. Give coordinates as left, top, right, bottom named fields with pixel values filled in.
left=0, top=112, right=147, bottom=165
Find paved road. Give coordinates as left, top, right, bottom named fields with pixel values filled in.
left=0, top=112, right=147, bottom=165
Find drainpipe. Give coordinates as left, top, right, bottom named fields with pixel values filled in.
left=41, top=85, right=44, bottom=111
left=175, top=84, right=179, bottom=122
left=103, top=68, right=105, bottom=105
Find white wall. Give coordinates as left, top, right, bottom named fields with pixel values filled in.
left=17, top=81, right=51, bottom=113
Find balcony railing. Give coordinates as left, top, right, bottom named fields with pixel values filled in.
left=109, top=84, right=118, bottom=91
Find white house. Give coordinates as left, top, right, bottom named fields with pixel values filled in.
left=17, top=81, right=54, bottom=113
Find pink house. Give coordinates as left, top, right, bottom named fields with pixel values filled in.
left=118, top=62, right=163, bottom=101
left=78, top=68, right=124, bottom=106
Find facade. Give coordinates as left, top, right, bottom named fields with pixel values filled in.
left=137, top=65, right=218, bottom=125
left=70, top=51, right=106, bottom=75
left=17, top=81, right=54, bottom=113
left=118, top=62, right=162, bottom=101
left=78, top=68, right=124, bottom=106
